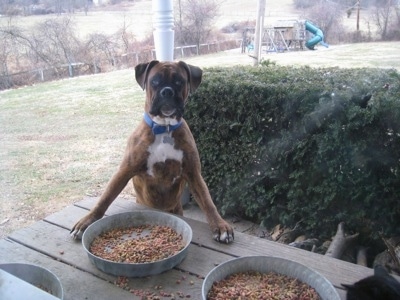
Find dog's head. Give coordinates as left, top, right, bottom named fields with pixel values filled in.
left=135, top=60, right=202, bottom=122
left=342, top=265, right=400, bottom=300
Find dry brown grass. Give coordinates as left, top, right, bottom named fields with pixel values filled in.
left=0, top=70, right=143, bottom=238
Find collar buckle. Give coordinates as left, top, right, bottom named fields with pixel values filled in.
left=144, top=113, right=182, bottom=135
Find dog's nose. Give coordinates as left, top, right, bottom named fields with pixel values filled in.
left=160, top=87, right=174, bottom=98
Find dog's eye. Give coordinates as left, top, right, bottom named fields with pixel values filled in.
left=151, top=79, right=160, bottom=86
left=175, top=80, right=182, bottom=86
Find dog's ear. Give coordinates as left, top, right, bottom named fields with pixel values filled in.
left=135, top=60, right=159, bottom=90
left=178, top=61, right=202, bottom=93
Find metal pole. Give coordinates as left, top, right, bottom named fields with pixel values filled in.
left=152, top=0, right=175, bottom=61
left=253, top=0, right=266, bottom=66
left=356, top=0, right=360, bottom=31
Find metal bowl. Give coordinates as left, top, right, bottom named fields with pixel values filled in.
left=82, top=211, right=192, bottom=277
left=202, top=256, right=340, bottom=300
left=0, top=263, right=63, bottom=299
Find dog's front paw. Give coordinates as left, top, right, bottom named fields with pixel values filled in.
left=70, top=213, right=100, bottom=240
left=212, top=221, right=234, bottom=244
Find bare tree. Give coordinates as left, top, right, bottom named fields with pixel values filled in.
left=293, top=0, right=314, bottom=9
left=2, top=17, right=82, bottom=75
left=372, top=0, right=397, bottom=40
left=1, top=24, right=51, bottom=68
left=82, top=0, right=91, bottom=15
left=0, top=1, right=23, bottom=15
left=0, top=19, right=48, bottom=87
left=118, top=15, right=137, bottom=53
left=54, top=0, right=63, bottom=15
left=31, top=17, right=82, bottom=69
left=85, top=32, right=122, bottom=70
left=175, top=0, right=220, bottom=49
left=0, top=28, right=15, bottom=89
left=303, top=0, right=344, bottom=43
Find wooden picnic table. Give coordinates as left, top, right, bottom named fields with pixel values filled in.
left=0, top=197, right=377, bottom=299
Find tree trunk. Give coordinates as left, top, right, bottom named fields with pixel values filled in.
left=325, top=222, right=359, bottom=259
left=356, top=246, right=368, bottom=266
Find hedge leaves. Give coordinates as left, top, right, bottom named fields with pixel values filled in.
left=186, top=65, right=400, bottom=242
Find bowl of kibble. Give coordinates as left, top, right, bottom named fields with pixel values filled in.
left=82, top=211, right=192, bottom=277
left=0, top=263, right=64, bottom=299
left=202, top=256, right=341, bottom=300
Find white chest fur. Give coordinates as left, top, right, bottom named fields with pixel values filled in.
left=147, top=133, right=183, bottom=176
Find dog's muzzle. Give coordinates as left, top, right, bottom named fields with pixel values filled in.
left=160, top=87, right=174, bottom=98
left=150, top=86, right=184, bottom=118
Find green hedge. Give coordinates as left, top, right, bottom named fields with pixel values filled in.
left=185, top=65, right=400, bottom=243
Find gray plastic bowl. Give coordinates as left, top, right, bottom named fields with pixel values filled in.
left=202, top=256, right=340, bottom=300
left=0, top=263, right=63, bottom=299
left=82, top=211, right=192, bottom=277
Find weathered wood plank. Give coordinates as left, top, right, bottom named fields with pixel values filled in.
left=7, top=216, right=241, bottom=295
left=44, top=198, right=146, bottom=231
left=5, top=224, right=207, bottom=299
left=9, top=219, right=222, bottom=276
left=4, top=197, right=356, bottom=299
left=44, top=205, right=91, bottom=229
left=73, top=197, right=373, bottom=293
left=8, top=220, right=111, bottom=279
left=74, top=196, right=141, bottom=213
left=44, top=203, right=235, bottom=275
left=0, top=239, right=136, bottom=300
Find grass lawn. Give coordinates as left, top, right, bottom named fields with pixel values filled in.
left=186, top=42, right=400, bottom=70
left=0, top=69, right=143, bottom=237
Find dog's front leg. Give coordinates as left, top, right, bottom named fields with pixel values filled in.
left=70, top=166, right=134, bottom=239
left=188, top=175, right=234, bottom=244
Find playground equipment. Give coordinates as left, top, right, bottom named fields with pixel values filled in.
left=304, top=20, right=329, bottom=50
left=263, top=20, right=306, bottom=52
left=258, top=20, right=328, bottom=52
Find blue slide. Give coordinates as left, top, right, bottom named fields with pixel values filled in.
left=305, top=20, right=329, bottom=50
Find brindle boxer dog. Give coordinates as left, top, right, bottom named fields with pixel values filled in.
left=70, top=60, right=234, bottom=243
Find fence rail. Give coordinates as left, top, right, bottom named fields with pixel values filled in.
left=0, top=40, right=240, bottom=90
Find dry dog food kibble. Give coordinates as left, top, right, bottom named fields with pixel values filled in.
left=207, top=271, right=321, bottom=300
left=90, top=225, right=184, bottom=263
left=36, top=284, right=53, bottom=295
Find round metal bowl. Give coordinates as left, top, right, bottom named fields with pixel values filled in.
left=82, top=211, right=192, bottom=277
left=0, top=263, right=64, bottom=299
left=202, top=256, right=340, bottom=300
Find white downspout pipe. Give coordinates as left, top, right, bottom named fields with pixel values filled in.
left=152, top=0, right=175, bottom=61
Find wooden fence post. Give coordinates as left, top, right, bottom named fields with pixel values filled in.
left=253, top=0, right=266, bottom=66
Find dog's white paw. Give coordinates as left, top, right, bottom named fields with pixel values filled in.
left=214, top=231, right=234, bottom=244
left=70, top=229, right=83, bottom=240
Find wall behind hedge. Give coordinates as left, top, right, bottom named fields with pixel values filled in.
left=185, top=65, right=400, bottom=243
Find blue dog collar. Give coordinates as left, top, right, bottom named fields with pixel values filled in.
left=144, top=113, right=182, bottom=135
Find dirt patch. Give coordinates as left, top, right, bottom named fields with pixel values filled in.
left=0, top=194, right=73, bottom=239
left=0, top=187, right=135, bottom=239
